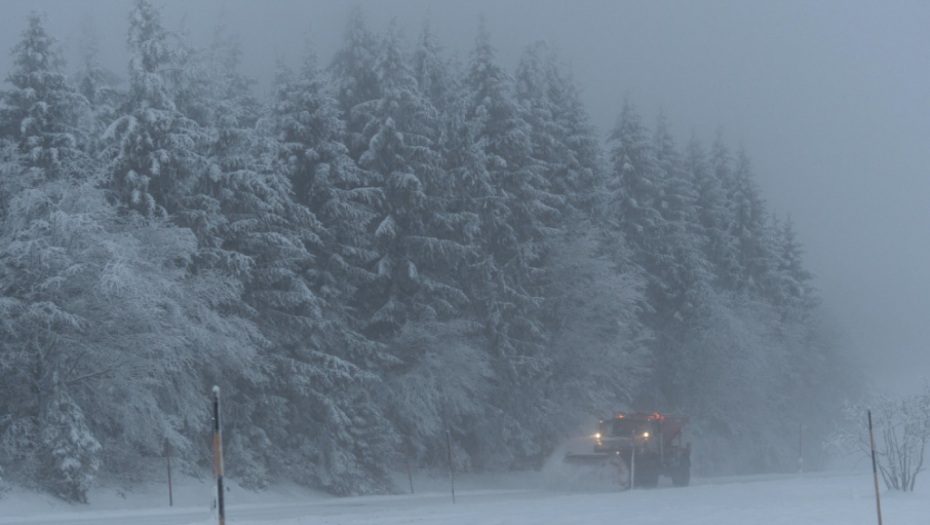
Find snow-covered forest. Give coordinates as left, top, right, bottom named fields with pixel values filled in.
left=0, top=2, right=858, bottom=502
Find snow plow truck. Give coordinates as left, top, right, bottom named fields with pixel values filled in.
left=564, top=412, right=691, bottom=488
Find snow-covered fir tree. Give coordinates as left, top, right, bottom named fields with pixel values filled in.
left=604, top=99, right=665, bottom=266
left=515, top=41, right=600, bottom=218
left=0, top=173, right=259, bottom=500
left=0, top=5, right=857, bottom=498
left=355, top=23, right=470, bottom=338
left=456, top=20, right=561, bottom=469
left=698, top=130, right=741, bottom=290
left=73, top=16, right=123, bottom=156
left=104, top=0, right=207, bottom=218
left=774, top=216, right=817, bottom=318
left=271, top=47, right=377, bottom=309
left=0, top=12, right=89, bottom=179
left=727, top=147, right=774, bottom=295
left=411, top=19, right=457, bottom=116
left=329, top=6, right=381, bottom=161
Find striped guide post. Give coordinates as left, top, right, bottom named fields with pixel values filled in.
left=213, top=386, right=225, bottom=525
left=165, top=438, right=173, bottom=507
left=629, top=444, right=636, bottom=489
left=446, top=430, right=455, bottom=504
left=404, top=442, right=414, bottom=494
left=798, top=423, right=803, bottom=474
left=868, top=409, right=882, bottom=525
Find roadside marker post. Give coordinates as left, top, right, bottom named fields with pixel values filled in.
left=404, top=442, right=415, bottom=494
left=798, top=423, right=803, bottom=475
left=868, top=409, right=883, bottom=525
left=213, top=386, right=226, bottom=525
left=446, top=431, right=455, bottom=504
left=165, top=439, right=173, bottom=507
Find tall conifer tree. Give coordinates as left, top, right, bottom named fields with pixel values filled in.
left=0, top=13, right=88, bottom=179
left=330, top=6, right=380, bottom=161
left=105, top=0, right=206, bottom=218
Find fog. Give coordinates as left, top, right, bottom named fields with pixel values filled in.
left=1, top=0, right=927, bottom=394
left=6, top=0, right=930, bottom=504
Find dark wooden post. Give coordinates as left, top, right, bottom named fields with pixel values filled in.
left=446, top=431, right=455, bottom=504
left=165, top=438, right=173, bottom=507
left=213, top=386, right=225, bottom=525
left=868, top=410, right=882, bottom=525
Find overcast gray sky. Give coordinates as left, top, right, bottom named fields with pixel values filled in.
left=1, top=0, right=928, bottom=392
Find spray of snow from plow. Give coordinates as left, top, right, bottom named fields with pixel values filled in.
left=541, top=437, right=629, bottom=492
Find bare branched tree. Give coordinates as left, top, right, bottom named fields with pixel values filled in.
left=832, top=382, right=930, bottom=491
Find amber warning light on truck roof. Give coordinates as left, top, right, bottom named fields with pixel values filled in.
left=613, top=412, right=664, bottom=420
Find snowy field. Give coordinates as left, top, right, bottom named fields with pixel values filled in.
left=0, top=467, right=926, bottom=525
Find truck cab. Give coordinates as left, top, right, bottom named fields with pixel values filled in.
left=593, top=413, right=691, bottom=487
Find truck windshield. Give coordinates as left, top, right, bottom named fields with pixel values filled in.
left=606, top=419, right=648, bottom=437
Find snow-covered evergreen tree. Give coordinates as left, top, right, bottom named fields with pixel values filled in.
left=543, top=230, right=649, bottom=438
left=651, top=113, right=712, bottom=319
left=38, top=389, right=101, bottom=503
left=699, top=130, right=741, bottom=290
left=412, top=20, right=455, bottom=110
left=104, top=0, right=206, bottom=217
left=728, top=147, right=774, bottom=295
left=329, top=6, right=380, bottom=161
left=354, top=23, right=470, bottom=338
left=73, top=15, right=123, bottom=156
left=0, top=172, right=259, bottom=500
left=271, top=47, right=377, bottom=311
left=644, top=115, right=714, bottom=409
left=452, top=20, right=562, bottom=469
left=0, top=5, right=855, bottom=494
left=515, top=41, right=600, bottom=218
left=0, top=12, right=89, bottom=179
left=600, top=102, right=668, bottom=393
left=381, top=320, right=490, bottom=468
left=604, top=100, right=664, bottom=263
left=774, top=216, right=817, bottom=317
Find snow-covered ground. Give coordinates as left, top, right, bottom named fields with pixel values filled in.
left=0, top=468, right=924, bottom=525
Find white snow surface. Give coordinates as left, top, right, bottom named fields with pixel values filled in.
left=0, top=468, right=925, bottom=525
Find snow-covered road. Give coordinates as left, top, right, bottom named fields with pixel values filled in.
left=1, top=471, right=925, bottom=525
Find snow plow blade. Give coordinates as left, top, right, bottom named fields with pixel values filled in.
left=558, top=453, right=630, bottom=490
